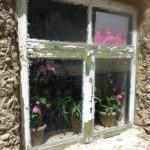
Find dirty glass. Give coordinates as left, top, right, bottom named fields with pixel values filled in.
left=94, top=59, right=131, bottom=133
left=93, top=9, right=132, bottom=46
left=29, top=59, right=83, bottom=147
left=28, top=0, right=87, bottom=42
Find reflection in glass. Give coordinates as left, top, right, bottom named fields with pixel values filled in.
left=93, top=11, right=129, bottom=46
left=28, top=0, right=87, bottom=42
left=94, top=59, right=130, bottom=133
left=29, top=59, right=83, bottom=147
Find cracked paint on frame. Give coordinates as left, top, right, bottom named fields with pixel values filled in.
left=27, top=41, right=134, bottom=59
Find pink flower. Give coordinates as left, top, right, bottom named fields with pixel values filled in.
left=39, top=65, right=46, bottom=72
left=46, top=64, right=52, bottom=71
left=46, top=64, right=56, bottom=73
left=50, top=67, right=56, bottom=73
left=113, top=87, right=118, bottom=92
left=123, top=61, right=127, bottom=65
left=36, top=101, right=40, bottom=105
left=32, top=107, right=40, bottom=114
left=117, top=94, right=123, bottom=100
left=107, top=72, right=112, bottom=78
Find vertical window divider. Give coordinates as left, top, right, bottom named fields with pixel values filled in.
left=17, top=0, right=32, bottom=148
left=128, top=12, right=138, bottom=124
left=83, top=51, right=95, bottom=143
left=83, top=6, right=95, bottom=143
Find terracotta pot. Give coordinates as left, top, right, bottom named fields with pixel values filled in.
left=99, top=112, right=117, bottom=127
left=71, top=118, right=81, bottom=133
left=31, top=124, right=46, bottom=147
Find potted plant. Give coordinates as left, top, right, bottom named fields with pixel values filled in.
left=51, top=96, right=73, bottom=123
left=70, top=100, right=82, bottom=133
left=95, top=72, right=125, bottom=127
left=31, top=97, right=51, bottom=146
left=29, top=59, right=55, bottom=146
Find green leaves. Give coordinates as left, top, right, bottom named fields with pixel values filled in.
left=46, top=104, right=51, bottom=108
left=95, top=86, right=122, bottom=114
left=71, top=101, right=82, bottom=121
left=39, top=97, right=47, bottom=105
left=31, top=114, right=38, bottom=119
left=51, top=96, right=74, bottom=122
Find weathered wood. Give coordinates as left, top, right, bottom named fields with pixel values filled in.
left=27, top=40, right=134, bottom=59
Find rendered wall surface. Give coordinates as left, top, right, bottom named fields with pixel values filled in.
left=0, top=0, right=20, bottom=150
left=135, top=6, right=150, bottom=134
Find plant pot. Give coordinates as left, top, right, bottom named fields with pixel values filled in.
left=71, top=118, right=81, bottom=133
left=31, top=124, right=46, bottom=147
left=99, top=112, right=117, bottom=127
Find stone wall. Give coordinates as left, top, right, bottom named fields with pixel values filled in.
left=0, top=0, right=21, bottom=150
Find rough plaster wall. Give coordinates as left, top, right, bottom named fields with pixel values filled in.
left=0, top=0, right=20, bottom=150
left=135, top=5, right=150, bottom=134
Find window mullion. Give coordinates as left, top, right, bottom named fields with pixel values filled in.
left=87, top=6, right=93, bottom=44
left=83, top=52, right=95, bottom=143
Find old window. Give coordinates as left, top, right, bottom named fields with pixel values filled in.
left=17, top=0, right=137, bottom=149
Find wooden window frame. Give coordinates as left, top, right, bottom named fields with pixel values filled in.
left=16, top=0, right=138, bottom=149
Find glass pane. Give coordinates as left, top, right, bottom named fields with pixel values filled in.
left=94, top=59, right=130, bottom=133
left=93, top=10, right=132, bottom=46
left=28, top=0, right=87, bottom=43
left=29, top=59, right=83, bottom=147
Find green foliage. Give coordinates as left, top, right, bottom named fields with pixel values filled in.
left=51, top=96, right=73, bottom=122
left=70, top=100, right=82, bottom=121
left=30, top=59, right=82, bottom=128
left=95, top=72, right=125, bottom=114
left=30, top=59, right=55, bottom=128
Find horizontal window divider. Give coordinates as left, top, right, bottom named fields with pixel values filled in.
left=49, top=0, right=136, bottom=15
left=27, top=40, right=134, bottom=59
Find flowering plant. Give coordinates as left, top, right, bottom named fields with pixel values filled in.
left=95, top=72, right=125, bottom=114
left=30, top=60, right=56, bottom=128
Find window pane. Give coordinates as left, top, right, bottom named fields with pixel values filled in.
left=93, top=10, right=131, bottom=46
left=29, top=59, right=83, bottom=147
left=28, top=0, right=87, bottom=42
left=94, top=59, right=130, bottom=133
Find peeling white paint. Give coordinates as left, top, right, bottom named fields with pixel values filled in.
left=63, top=45, right=83, bottom=49
left=127, top=47, right=134, bottom=53
left=83, top=58, right=95, bottom=123
left=16, top=0, right=31, bottom=149
left=28, top=49, right=33, bottom=53
left=27, top=42, right=45, bottom=50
